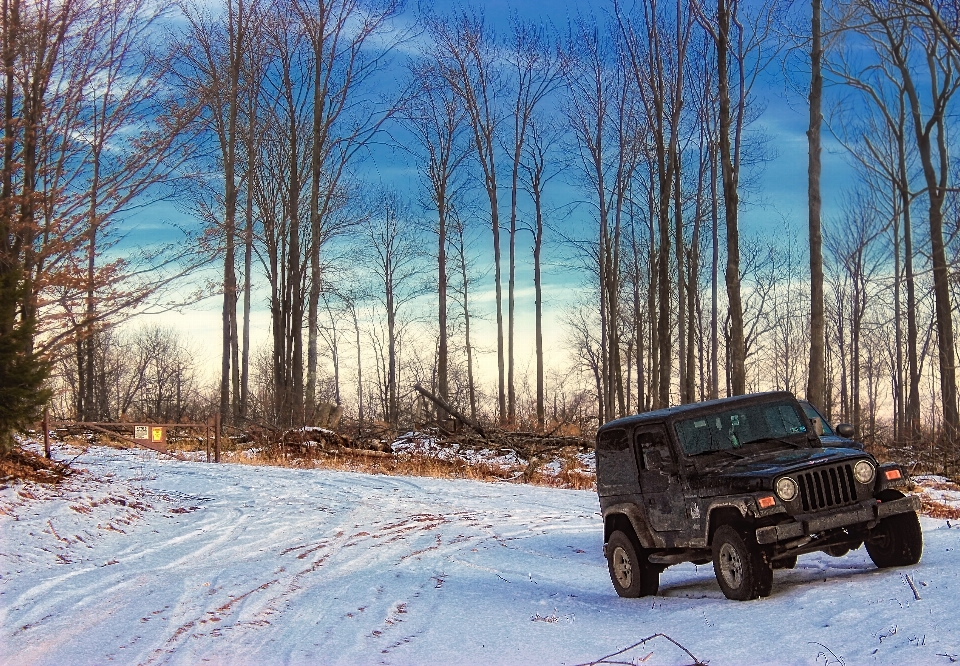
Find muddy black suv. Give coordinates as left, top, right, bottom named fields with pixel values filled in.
left=595, top=391, right=922, bottom=600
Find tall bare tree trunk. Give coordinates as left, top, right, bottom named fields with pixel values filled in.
left=717, top=0, right=746, bottom=395
left=806, top=0, right=825, bottom=408
left=454, top=219, right=477, bottom=422
left=674, top=147, right=686, bottom=403
left=900, top=112, right=921, bottom=439
left=883, top=6, right=960, bottom=442
left=240, top=80, right=257, bottom=420
left=437, top=205, right=448, bottom=406
left=710, top=135, right=720, bottom=399
left=351, top=303, right=363, bottom=432
left=888, top=167, right=903, bottom=442
left=431, top=15, right=507, bottom=423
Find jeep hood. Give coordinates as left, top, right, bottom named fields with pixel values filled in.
left=696, top=447, right=870, bottom=481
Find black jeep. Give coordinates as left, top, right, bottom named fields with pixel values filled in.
left=595, top=391, right=922, bottom=600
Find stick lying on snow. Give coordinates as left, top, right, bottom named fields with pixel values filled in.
left=573, top=633, right=706, bottom=666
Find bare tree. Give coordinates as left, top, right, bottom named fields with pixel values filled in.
left=564, top=15, right=641, bottom=423
left=502, top=18, right=563, bottom=423
left=828, top=0, right=960, bottom=441
left=824, top=192, right=887, bottom=433
left=864, top=0, right=960, bottom=442
left=520, top=114, right=564, bottom=430
left=428, top=10, right=509, bottom=423
left=400, top=60, right=470, bottom=414
left=694, top=0, right=783, bottom=395
left=449, top=208, right=479, bottom=422
left=295, top=0, right=405, bottom=419
left=177, top=0, right=262, bottom=424
left=617, top=0, right=693, bottom=407
left=359, top=191, right=427, bottom=425
left=807, top=0, right=826, bottom=408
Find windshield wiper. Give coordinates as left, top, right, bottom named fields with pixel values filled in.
left=690, top=447, right=746, bottom=459
left=742, top=436, right=804, bottom=449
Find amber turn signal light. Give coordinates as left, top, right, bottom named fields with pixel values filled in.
left=884, top=469, right=902, bottom=481
left=757, top=496, right=776, bottom=509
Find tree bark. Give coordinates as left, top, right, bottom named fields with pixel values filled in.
left=717, top=0, right=746, bottom=395
left=806, top=0, right=826, bottom=408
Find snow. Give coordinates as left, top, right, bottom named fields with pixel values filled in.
left=388, top=431, right=596, bottom=482
left=2, top=445, right=959, bottom=666
left=390, top=432, right=530, bottom=471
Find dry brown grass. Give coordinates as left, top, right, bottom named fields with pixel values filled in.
left=0, top=448, right=70, bottom=485
left=216, top=446, right=597, bottom=491
left=919, top=497, right=960, bottom=520
left=923, top=479, right=960, bottom=492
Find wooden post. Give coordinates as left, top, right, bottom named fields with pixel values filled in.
left=43, top=407, right=50, bottom=459
left=214, top=413, right=221, bottom=463
left=205, top=423, right=211, bottom=463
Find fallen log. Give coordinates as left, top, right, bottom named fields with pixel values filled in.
left=413, top=384, right=486, bottom=438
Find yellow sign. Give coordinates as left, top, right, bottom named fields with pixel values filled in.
left=152, top=427, right=164, bottom=443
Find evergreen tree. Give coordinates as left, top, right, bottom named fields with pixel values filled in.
left=0, top=268, right=50, bottom=455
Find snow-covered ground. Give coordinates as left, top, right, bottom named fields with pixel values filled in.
left=2, top=446, right=959, bottom=666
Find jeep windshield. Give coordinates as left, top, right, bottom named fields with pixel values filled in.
left=675, top=400, right=810, bottom=456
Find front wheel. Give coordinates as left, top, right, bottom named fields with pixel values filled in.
left=866, top=511, right=923, bottom=568
left=607, top=530, right=659, bottom=598
left=712, top=525, right=773, bottom=600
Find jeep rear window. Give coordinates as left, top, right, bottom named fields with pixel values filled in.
left=674, top=400, right=808, bottom=455
left=596, top=428, right=637, bottom=488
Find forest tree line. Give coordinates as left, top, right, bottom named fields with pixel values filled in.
left=1, top=0, right=960, bottom=467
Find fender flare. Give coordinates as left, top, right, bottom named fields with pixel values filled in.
left=603, top=502, right=665, bottom=549
left=704, top=497, right=755, bottom=545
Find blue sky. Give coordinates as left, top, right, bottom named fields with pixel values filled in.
left=130, top=0, right=851, bottom=391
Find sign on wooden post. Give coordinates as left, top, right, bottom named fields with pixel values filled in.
left=134, top=424, right=166, bottom=453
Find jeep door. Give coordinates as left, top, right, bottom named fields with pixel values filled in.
left=635, top=425, right=687, bottom=532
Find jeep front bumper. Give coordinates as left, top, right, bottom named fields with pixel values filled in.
left=755, top=494, right=921, bottom=545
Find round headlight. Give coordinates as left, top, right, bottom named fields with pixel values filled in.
left=775, top=476, right=798, bottom=502
left=854, top=460, right=875, bottom=484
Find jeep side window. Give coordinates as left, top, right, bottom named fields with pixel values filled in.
left=636, top=430, right=676, bottom=473
left=596, top=429, right=636, bottom=488
left=763, top=404, right=807, bottom=435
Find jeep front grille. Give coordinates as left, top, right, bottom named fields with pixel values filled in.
left=797, top=464, right=859, bottom=511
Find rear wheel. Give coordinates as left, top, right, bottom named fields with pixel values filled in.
left=866, top=492, right=923, bottom=568
left=607, top=530, right=659, bottom=598
left=712, top=525, right=773, bottom=600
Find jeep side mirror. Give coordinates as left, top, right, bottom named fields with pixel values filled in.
left=836, top=423, right=855, bottom=438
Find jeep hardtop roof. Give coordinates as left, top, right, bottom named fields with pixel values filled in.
left=596, top=391, right=800, bottom=437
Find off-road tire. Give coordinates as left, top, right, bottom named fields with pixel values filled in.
left=866, top=492, right=922, bottom=568
left=712, top=525, right=773, bottom=600
left=607, top=530, right=659, bottom=598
